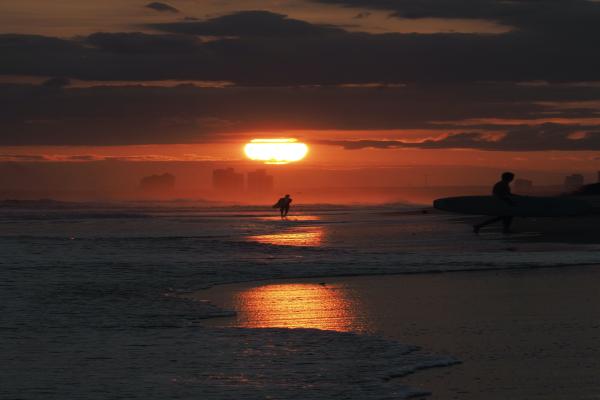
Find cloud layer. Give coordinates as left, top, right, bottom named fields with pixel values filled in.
left=319, top=123, right=600, bottom=151
left=1, top=82, right=600, bottom=149
left=2, top=6, right=600, bottom=85
left=148, top=11, right=344, bottom=37
left=312, top=0, right=600, bottom=33
left=2, top=5, right=600, bottom=151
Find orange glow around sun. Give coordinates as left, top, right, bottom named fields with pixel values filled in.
left=244, top=138, right=308, bottom=164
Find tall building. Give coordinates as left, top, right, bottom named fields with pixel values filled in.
left=513, top=178, right=533, bottom=194
left=212, top=168, right=244, bottom=193
left=564, top=174, right=584, bottom=191
left=140, top=173, right=175, bottom=194
left=247, top=169, right=274, bottom=194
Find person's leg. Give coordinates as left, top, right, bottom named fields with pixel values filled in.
left=283, top=206, right=289, bottom=218
left=280, top=208, right=284, bottom=219
left=474, top=216, right=502, bottom=233
left=502, top=216, right=513, bottom=234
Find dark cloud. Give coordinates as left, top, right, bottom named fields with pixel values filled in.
left=1, top=3, right=600, bottom=86
left=85, top=32, right=202, bottom=53
left=1, top=28, right=599, bottom=85
left=42, top=77, right=70, bottom=88
left=353, top=12, right=371, bottom=19
left=145, top=2, right=179, bottom=13
left=1, top=82, right=600, bottom=148
left=0, top=154, right=49, bottom=161
left=148, top=10, right=344, bottom=37
left=1, top=33, right=211, bottom=81
left=319, top=123, right=600, bottom=151
left=0, top=154, right=106, bottom=162
left=311, top=0, right=600, bottom=34
left=0, top=34, right=83, bottom=52
left=63, top=155, right=97, bottom=161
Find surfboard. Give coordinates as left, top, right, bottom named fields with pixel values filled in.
left=433, top=195, right=592, bottom=217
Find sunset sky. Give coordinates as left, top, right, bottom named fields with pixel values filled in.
left=2, top=0, right=600, bottom=198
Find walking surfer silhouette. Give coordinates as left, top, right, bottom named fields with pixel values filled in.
left=273, top=194, right=292, bottom=219
left=474, top=172, right=515, bottom=234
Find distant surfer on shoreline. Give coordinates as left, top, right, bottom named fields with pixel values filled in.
left=273, top=194, right=292, bottom=219
left=474, top=172, right=515, bottom=234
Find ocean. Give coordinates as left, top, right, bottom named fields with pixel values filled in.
left=2, top=200, right=600, bottom=399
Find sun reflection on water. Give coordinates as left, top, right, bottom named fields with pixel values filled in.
left=233, top=283, right=363, bottom=332
left=247, top=226, right=324, bottom=247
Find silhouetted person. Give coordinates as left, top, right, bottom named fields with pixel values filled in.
left=273, top=194, right=292, bottom=219
left=474, top=172, right=515, bottom=234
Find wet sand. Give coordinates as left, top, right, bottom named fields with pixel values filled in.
left=463, top=213, right=600, bottom=245
left=199, top=266, right=600, bottom=399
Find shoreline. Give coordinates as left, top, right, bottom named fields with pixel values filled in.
left=185, top=261, right=600, bottom=324
left=187, top=259, right=600, bottom=301
left=196, top=265, right=600, bottom=399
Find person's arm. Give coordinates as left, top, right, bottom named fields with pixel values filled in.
left=500, top=187, right=516, bottom=206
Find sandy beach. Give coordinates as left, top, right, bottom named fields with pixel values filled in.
left=199, top=266, right=600, bottom=399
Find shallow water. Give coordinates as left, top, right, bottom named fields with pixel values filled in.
left=201, top=269, right=600, bottom=399
left=2, top=201, right=599, bottom=398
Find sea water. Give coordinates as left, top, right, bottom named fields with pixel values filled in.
left=2, top=201, right=599, bottom=399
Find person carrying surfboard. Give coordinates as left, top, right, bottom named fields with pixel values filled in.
left=473, top=172, right=515, bottom=234
left=273, top=194, right=292, bottom=219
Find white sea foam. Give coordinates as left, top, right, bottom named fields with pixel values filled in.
left=2, top=325, right=457, bottom=399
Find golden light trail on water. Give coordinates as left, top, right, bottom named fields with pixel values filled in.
left=233, top=283, right=361, bottom=332
left=244, top=138, right=309, bottom=164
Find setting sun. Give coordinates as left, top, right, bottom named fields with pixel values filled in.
left=244, top=138, right=309, bottom=164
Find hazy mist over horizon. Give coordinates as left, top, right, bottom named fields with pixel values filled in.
left=0, top=160, right=591, bottom=204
